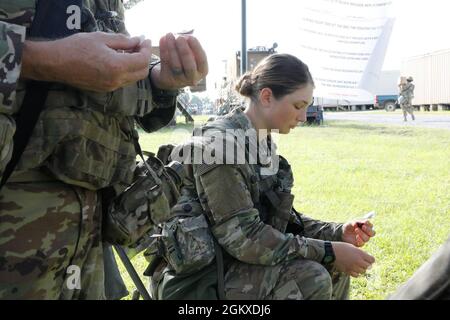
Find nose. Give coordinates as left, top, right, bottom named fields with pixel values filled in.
left=298, top=108, right=307, bottom=123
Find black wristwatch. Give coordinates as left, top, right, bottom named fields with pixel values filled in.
left=321, top=241, right=336, bottom=265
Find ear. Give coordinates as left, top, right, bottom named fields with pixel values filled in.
left=259, top=88, right=273, bottom=107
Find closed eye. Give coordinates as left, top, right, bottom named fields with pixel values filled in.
left=294, top=103, right=308, bottom=110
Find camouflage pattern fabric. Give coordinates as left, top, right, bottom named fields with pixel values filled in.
left=0, top=2, right=32, bottom=179
left=400, top=82, right=415, bottom=101
left=103, top=155, right=180, bottom=247
left=225, top=259, right=349, bottom=300
left=159, top=213, right=216, bottom=275
left=0, top=21, right=26, bottom=114
left=399, top=82, right=415, bottom=117
left=154, top=108, right=349, bottom=300
left=195, top=109, right=343, bottom=265
left=0, top=0, right=177, bottom=299
left=0, top=114, right=14, bottom=180
left=0, top=178, right=105, bottom=299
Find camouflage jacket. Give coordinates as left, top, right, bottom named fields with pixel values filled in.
left=400, top=82, right=415, bottom=100
left=175, top=108, right=343, bottom=266
left=0, top=0, right=176, bottom=191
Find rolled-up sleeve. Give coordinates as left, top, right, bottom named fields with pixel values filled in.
left=197, top=164, right=326, bottom=266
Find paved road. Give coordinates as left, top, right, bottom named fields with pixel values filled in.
left=324, top=111, right=450, bottom=130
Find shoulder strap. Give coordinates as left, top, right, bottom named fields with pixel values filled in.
left=0, top=81, right=50, bottom=190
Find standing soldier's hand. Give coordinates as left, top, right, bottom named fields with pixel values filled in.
left=21, top=32, right=153, bottom=92
left=150, top=32, right=208, bottom=90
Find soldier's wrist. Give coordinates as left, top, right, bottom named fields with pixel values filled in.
left=149, top=61, right=180, bottom=103
left=321, top=241, right=336, bottom=265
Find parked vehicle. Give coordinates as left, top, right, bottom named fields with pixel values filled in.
left=374, top=94, right=399, bottom=111
left=306, top=105, right=324, bottom=125
left=319, top=70, right=401, bottom=112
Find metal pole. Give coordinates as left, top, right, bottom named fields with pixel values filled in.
left=241, top=0, right=247, bottom=76
left=114, top=245, right=152, bottom=300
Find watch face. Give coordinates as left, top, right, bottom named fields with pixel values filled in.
left=323, top=256, right=334, bottom=264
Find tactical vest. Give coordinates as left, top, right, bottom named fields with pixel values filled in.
left=7, top=0, right=175, bottom=191
left=195, top=108, right=297, bottom=233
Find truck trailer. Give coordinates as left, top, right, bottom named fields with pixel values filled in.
left=401, top=49, right=450, bottom=111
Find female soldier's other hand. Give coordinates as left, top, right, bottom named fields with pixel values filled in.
left=150, top=32, right=208, bottom=90
left=342, top=220, right=376, bottom=247
left=331, top=242, right=375, bottom=278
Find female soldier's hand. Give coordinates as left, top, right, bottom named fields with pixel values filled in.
left=342, top=220, right=376, bottom=247
left=331, top=242, right=375, bottom=277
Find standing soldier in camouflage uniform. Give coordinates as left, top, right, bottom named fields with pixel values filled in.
left=0, top=0, right=208, bottom=299
left=150, top=54, right=375, bottom=300
left=399, top=76, right=415, bottom=122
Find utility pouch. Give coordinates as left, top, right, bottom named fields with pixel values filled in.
left=103, top=153, right=182, bottom=246
left=159, top=207, right=216, bottom=275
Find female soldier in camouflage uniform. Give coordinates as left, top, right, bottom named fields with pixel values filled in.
left=151, top=54, right=375, bottom=300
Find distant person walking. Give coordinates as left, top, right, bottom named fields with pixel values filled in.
left=398, top=76, right=416, bottom=122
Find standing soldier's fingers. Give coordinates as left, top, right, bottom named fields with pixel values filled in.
left=130, top=66, right=152, bottom=82
left=187, top=36, right=208, bottom=76
left=175, top=36, right=198, bottom=82
left=159, top=34, right=171, bottom=67
left=102, top=32, right=141, bottom=51
left=137, top=39, right=152, bottom=56
left=115, top=50, right=152, bottom=73
left=165, top=33, right=183, bottom=77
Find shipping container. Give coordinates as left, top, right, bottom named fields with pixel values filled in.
left=401, top=49, right=450, bottom=109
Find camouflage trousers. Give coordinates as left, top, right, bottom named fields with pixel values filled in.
left=224, top=259, right=350, bottom=300
left=401, top=101, right=415, bottom=120
left=0, top=177, right=106, bottom=299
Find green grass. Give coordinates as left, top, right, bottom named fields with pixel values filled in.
left=116, top=116, right=450, bottom=300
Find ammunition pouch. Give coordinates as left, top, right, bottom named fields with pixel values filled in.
left=102, top=153, right=184, bottom=247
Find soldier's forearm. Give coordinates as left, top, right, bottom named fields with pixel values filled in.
left=20, top=33, right=153, bottom=92
left=21, top=40, right=61, bottom=82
